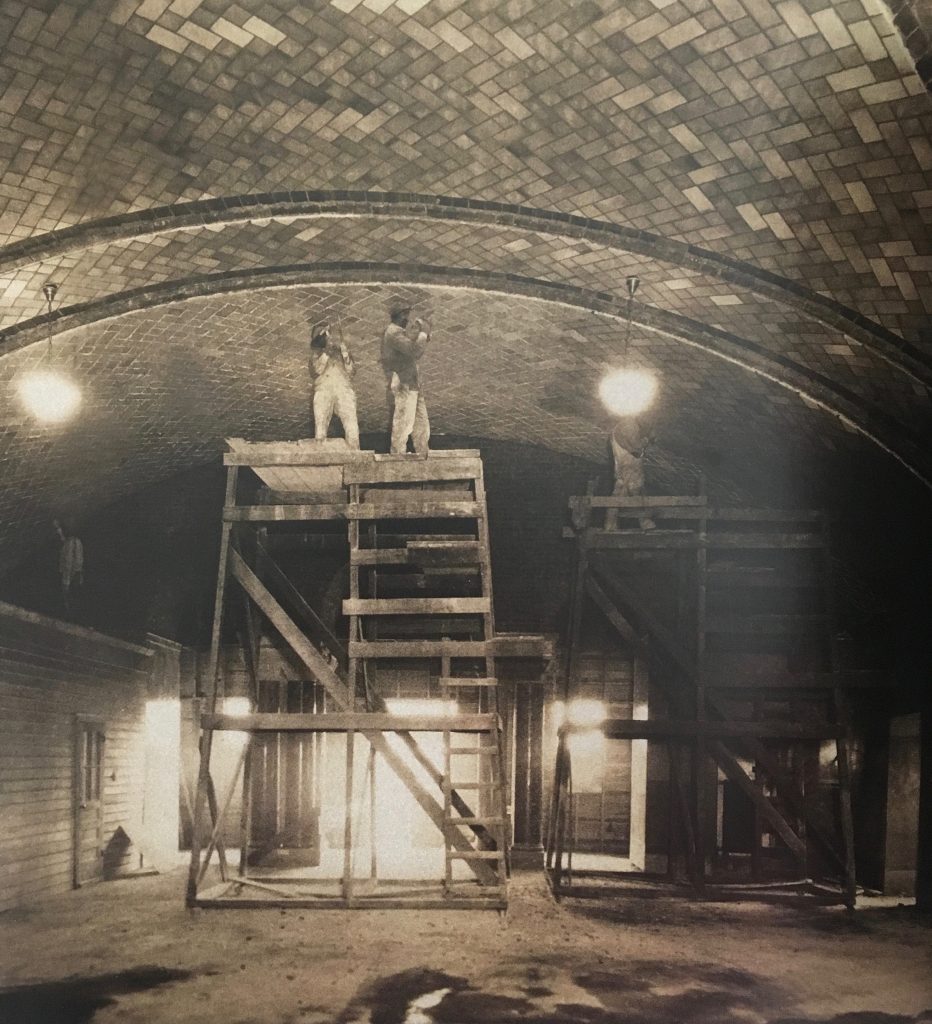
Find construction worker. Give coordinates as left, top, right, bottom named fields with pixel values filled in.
left=606, top=420, right=656, bottom=530
left=309, top=324, right=359, bottom=449
left=54, top=518, right=84, bottom=614
left=381, top=307, right=430, bottom=455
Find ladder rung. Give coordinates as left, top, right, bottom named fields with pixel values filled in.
left=448, top=781, right=501, bottom=790
left=445, top=816, right=504, bottom=826
left=446, top=850, right=505, bottom=860
left=347, top=501, right=483, bottom=520
left=449, top=746, right=498, bottom=755
left=343, top=597, right=490, bottom=616
left=440, top=677, right=498, bottom=687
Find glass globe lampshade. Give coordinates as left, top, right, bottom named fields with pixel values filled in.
left=598, top=367, right=658, bottom=416
left=17, top=369, right=82, bottom=423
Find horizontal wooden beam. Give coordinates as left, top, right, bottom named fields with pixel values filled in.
left=348, top=634, right=551, bottom=659
left=193, top=895, right=506, bottom=910
left=351, top=543, right=481, bottom=566
left=344, top=458, right=481, bottom=484
left=224, top=449, right=373, bottom=467
left=566, top=719, right=844, bottom=740
left=707, top=533, right=824, bottom=549
left=705, top=613, right=827, bottom=634
left=708, top=670, right=887, bottom=690
left=225, top=504, right=348, bottom=521
left=571, top=496, right=708, bottom=508
left=347, top=501, right=482, bottom=519
left=582, top=530, right=699, bottom=550
left=203, top=712, right=497, bottom=732
left=344, top=597, right=490, bottom=616
left=570, top=496, right=821, bottom=521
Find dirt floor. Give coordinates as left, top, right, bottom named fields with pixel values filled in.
left=1, top=868, right=930, bottom=1024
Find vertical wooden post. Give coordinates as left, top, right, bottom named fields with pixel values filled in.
left=369, top=743, right=378, bottom=882
left=821, top=515, right=857, bottom=909
left=629, top=652, right=649, bottom=870
left=186, top=465, right=238, bottom=906
left=343, top=729, right=355, bottom=903
left=693, top=494, right=709, bottom=889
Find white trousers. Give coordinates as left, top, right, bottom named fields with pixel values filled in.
left=389, top=381, right=430, bottom=454
left=313, top=381, right=359, bottom=449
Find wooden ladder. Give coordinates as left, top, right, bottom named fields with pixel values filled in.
left=342, top=452, right=509, bottom=900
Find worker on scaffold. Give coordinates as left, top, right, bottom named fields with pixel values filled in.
left=309, top=322, right=359, bottom=449
left=606, top=419, right=656, bottom=531
left=381, top=306, right=430, bottom=455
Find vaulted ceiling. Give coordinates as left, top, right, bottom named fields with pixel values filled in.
left=0, top=0, right=930, bottom=574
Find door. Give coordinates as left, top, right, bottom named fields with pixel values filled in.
left=73, top=718, right=105, bottom=887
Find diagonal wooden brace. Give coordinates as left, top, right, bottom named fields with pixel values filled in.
left=229, top=549, right=497, bottom=885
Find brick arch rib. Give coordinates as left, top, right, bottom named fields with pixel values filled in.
left=2, top=262, right=929, bottom=490
left=0, top=192, right=928, bottom=390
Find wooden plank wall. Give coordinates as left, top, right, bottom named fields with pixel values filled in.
left=0, top=602, right=153, bottom=912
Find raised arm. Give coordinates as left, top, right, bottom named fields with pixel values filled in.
left=309, top=349, right=330, bottom=379
left=388, top=320, right=430, bottom=358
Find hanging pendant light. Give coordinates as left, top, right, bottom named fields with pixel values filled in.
left=17, top=284, right=82, bottom=423
left=598, top=276, right=658, bottom=416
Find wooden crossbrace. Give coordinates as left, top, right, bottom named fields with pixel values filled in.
left=230, top=548, right=497, bottom=886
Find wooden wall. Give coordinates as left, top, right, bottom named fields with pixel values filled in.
left=0, top=601, right=153, bottom=912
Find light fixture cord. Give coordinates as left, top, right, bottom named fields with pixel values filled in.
left=622, top=292, right=633, bottom=363
left=45, top=289, right=54, bottom=362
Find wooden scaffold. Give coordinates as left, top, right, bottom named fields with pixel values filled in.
left=186, top=439, right=549, bottom=910
left=546, top=493, right=880, bottom=908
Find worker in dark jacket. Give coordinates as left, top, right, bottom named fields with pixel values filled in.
left=381, top=307, right=430, bottom=455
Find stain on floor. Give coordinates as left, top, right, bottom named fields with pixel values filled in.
left=0, top=965, right=191, bottom=1024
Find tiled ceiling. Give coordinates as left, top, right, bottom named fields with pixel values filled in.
left=0, top=0, right=930, bottom=570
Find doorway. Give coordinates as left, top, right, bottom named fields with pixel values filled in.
left=73, top=717, right=106, bottom=887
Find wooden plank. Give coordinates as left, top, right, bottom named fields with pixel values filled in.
left=707, top=533, right=824, bottom=548
left=583, top=531, right=700, bottom=550
left=203, top=712, right=497, bottom=732
left=344, top=459, right=481, bottom=484
left=586, top=719, right=844, bottom=740
left=233, top=554, right=496, bottom=885
left=347, top=634, right=550, bottom=659
left=193, top=895, right=506, bottom=910
left=225, top=504, right=349, bottom=521
left=230, top=550, right=351, bottom=705
left=255, top=538, right=347, bottom=667
left=438, top=677, right=497, bottom=687
left=349, top=640, right=489, bottom=658
left=585, top=575, right=645, bottom=651
left=592, top=567, right=695, bottom=679
left=710, top=741, right=807, bottom=861
left=705, top=567, right=819, bottom=588
left=572, top=496, right=709, bottom=509
left=343, top=597, right=490, bottom=616
left=708, top=670, right=886, bottom=690
left=351, top=543, right=481, bottom=566
left=705, top=613, right=827, bottom=634
left=223, top=445, right=374, bottom=467
left=347, top=501, right=482, bottom=520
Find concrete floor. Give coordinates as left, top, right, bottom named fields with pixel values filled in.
left=1, top=869, right=930, bottom=1024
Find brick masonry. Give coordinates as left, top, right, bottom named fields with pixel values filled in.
left=0, top=0, right=931, bottom=575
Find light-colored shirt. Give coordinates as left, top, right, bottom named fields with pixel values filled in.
left=310, top=343, right=355, bottom=388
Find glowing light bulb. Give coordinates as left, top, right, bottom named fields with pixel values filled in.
left=598, top=368, right=658, bottom=416
left=17, top=370, right=82, bottom=423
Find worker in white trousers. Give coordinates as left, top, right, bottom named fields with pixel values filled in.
left=309, top=324, right=359, bottom=449
left=381, top=307, right=430, bottom=455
